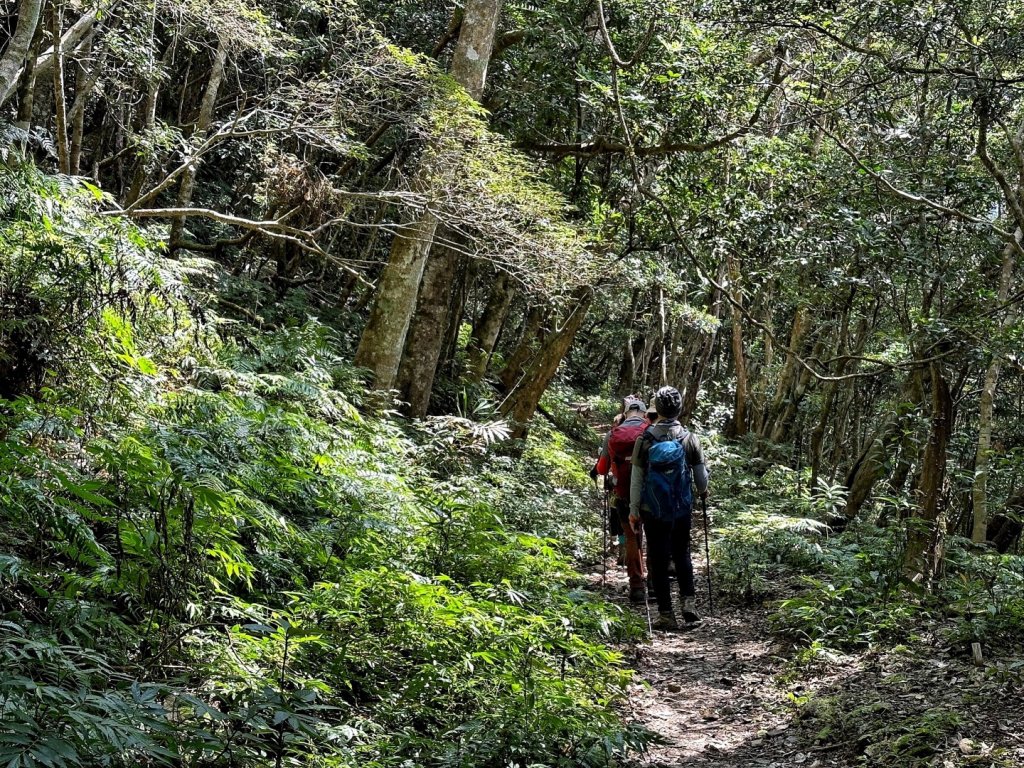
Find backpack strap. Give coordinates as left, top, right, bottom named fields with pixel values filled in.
left=643, top=427, right=674, bottom=444
left=678, top=429, right=705, bottom=468
left=660, top=425, right=701, bottom=466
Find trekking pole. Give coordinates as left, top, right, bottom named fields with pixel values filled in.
left=636, top=518, right=653, bottom=637
left=702, top=494, right=714, bottom=615
left=601, top=484, right=609, bottom=589
left=643, top=582, right=653, bottom=637
left=592, top=476, right=603, bottom=587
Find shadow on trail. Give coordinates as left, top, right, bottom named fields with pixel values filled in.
left=587, top=548, right=800, bottom=767
left=589, top=552, right=1024, bottom=768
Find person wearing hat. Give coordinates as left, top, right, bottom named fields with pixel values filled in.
left=629, top=386, right=709, bottom=629
left=592, top=396, right=651, bottom=601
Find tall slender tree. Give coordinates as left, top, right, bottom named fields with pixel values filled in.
left=355, top=0, right=503, bottom=391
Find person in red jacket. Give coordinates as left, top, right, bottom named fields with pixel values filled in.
left=592, top=396, right=650, bottom=603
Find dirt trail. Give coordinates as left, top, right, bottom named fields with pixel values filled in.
left=591, top=550, right=814, bottom=768
left=580, top=422, right=1022, bottom=767
left=589, top=545, right=1024, bottom=768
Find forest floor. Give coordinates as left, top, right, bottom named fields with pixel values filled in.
left=585, top=541, right=1024, bottom=768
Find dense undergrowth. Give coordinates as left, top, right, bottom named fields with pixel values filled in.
left=708, top=438, right=1024, bottom=766
left=3, top=164, right=1022, bottom=768
left=0, top=166, right=647, bottom=768
left=707, top=437, right=1024, bottom=659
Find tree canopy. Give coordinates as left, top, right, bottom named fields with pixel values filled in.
left=2, top=0, right=1023, bottom=766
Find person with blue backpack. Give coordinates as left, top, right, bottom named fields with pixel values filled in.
left=629, top=386, right=709, bottom=630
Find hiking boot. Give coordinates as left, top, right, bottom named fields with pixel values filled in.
left=681, top=597, right=702, bottom=627
left=629, top=587, right=647, bottom=604
left=652, top=611, right=678, bottom=631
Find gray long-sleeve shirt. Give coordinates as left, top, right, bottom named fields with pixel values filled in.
left=629, top=420, right=709, bottom=517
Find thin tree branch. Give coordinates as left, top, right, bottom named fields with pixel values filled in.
left=817, top=119, right=1023, bottom=250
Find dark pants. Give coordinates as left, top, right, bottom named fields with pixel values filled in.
left=642, top=513, right=694, bottom=613
left=608, top=497, right=623, bottom=537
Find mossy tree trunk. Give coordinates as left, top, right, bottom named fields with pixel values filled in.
left=501, top=288, right=593, bottom=438
left=355, top=0, right=502, bottom=390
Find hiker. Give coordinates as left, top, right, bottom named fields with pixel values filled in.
left=629, top=386, right=709, bottom=629
left=591, top=396, right=649, bottom=598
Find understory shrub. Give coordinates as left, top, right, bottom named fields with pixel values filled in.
left=0, top=167, right=646, bottom=768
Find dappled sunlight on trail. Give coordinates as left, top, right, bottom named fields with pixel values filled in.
left=591, top=550, right=810, bottom=767
left=589, top=541, right=1024, bottom=768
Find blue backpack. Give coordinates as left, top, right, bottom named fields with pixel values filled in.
left=643, top=431, right=693, bottom=522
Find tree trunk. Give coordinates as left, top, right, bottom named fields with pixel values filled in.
left=843, top=423, right=888, bottom=521
left=439, top=255, right=477, bottom=378
left=637, top=331, right=652, bottom=391
left=0, top=0, right=44, bottom=107
left=761, top=305, right=810, bottom=438
left=828, top=384, right=858, bottom=484
left=681, top=263, right=725, bottom=420
left=747, top=280, right=775, bottom=431
left=399, top=214, right=482, bottom=407
left=843, top=373, right=923, bottom=520
left=355, top=0, right=502, bottom=390
left=447, top=0, right=502, bottom=100
left=13, top=19, right=43, bottom=143
left=657, top=285, right=669, bottom=385
left=677, top=330, right=702, bottom=392
left=501, top=288, right=593, bottom=437
left=396, top=234, right=462, bottom=416
left=30, top=4, right=109, bottom=85
left=354, top=196, right=438, bottom=388
left=617, top=334, right=644, bottom=397
left=810, top=311, right=864, bottom=489
left=51, top=6, right=70, bottom=175
left=169, top=37, right=228, bottom=248
left=68, top=35, right=97, bottom=176
left=972, top=233, right=1018, bottom=542
left=125, top=3, right=166, bottom=206
left=665, top=317, right=680, bottom=386
left=726, top=252, right=748, bottom=437
left=904, top=361, right=952, bottom=577
left=466, top=270, right=515, bottom=381
left=499, top=304, right=544, bottom=392
left=769, top=331, right=824, bottom=445
left=613, top=289, right=640, bottom=396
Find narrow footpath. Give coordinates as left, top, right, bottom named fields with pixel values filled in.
left=580, top=418, right=1023, bottom=768
left=590, top=545, right=809, bottom=768
left=589, top=540, right=1024, bottom=768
